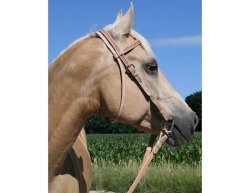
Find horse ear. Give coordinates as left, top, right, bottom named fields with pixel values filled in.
left=113, top=10, right=123, bottom=25
left=111, top=3, right=134, bottom=36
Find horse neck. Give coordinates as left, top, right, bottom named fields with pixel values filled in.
left=49, top=36, right=101, bottom=179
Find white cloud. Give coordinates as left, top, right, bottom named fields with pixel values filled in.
left=150, top=35, right=201, bottom=47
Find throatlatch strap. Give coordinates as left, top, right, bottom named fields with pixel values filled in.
left=96, top=31, right=125, bottom=121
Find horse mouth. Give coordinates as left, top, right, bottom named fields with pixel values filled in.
left=167, top=125, right=187, bottom=147
left=164, top=120, right=190, bottom=147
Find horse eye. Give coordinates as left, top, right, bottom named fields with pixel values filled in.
left=145, top=62, right=158, bottom=73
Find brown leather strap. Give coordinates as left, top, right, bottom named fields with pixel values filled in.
left=127, top=129, right=169, bottom=193
left=96, top=31, right=125, bottom=121
left=150, top=96, right=169, bottom=121
left=140, top=135, right=157, bottom=169
left=99, top=30, right=153, bottom=98
left=96, top=29, right=172, bottom=193
left=123, top=40, right=141, bottom=55
left=96, top=30, right=169, bottom=122
left=97, top=30, right=152, bottom=120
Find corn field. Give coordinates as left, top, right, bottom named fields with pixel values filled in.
left=87, top=132, right=201, bottom=165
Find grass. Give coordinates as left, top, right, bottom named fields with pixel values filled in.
left=91, top=162, right=201, bottom=193
left=88, top=133, right=202, bottom=193
left=87, top=133, right=201, bottom=165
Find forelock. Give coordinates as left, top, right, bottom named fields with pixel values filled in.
left=103, top=24, right=155, bottom=58
left=130, top=30, right=155, bottom=58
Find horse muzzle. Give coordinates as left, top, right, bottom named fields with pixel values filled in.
left=163, top=113, right=198, bottom=147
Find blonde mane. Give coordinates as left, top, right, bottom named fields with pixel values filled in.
left=130, top=29, right=155, bottom=58
left=104, top=23, right=155, bottom=57
left=50, top=25, right=155, bottom=65
left=50, top=34, right=91, bottom=64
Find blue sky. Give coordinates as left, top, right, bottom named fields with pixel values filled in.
left=49, top=0, right=201, bottom=98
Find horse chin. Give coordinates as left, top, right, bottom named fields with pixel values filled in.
left=166, top=125, right=192, bottom=147
left=137, top=118, right=194, bottom=146
left=139, top=125, right=190, bottom=147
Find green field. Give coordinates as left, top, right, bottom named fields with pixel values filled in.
left=87, top=133, right=201, bottom=193
left=87, top=133, right=201, bottom=164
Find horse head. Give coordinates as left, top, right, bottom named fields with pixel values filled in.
left=49, top=4, right=199, bottom=190
left=91, top=4, right=199, bottom=146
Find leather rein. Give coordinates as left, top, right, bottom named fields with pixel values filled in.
left=96, top=30, right=173, bottom=193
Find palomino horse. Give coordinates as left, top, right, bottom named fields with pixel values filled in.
left=49, top=4, right=198, bottom=193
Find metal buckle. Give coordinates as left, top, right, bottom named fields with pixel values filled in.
left=126, top=63, right=136, bottom=74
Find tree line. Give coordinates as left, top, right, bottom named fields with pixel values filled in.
left=85, top=91, right=202, bottom=133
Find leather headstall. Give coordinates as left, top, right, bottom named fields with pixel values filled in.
left=96, top=29, right=173, bottom=193
left=96, top=30, right=170, bottom=123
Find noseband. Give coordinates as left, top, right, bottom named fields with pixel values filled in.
left=96, top=30, right=172, bottom=193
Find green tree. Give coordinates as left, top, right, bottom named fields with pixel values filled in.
left=84, top=115, right=140, bottom=134
left=85, top=91, right=202, bottom=133
left=185, top=91, right=202, bottom=131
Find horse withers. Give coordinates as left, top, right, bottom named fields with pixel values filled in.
left=49, top=3, right=198, bottom=193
